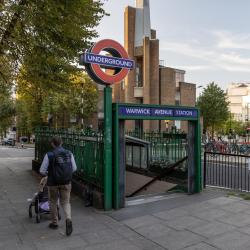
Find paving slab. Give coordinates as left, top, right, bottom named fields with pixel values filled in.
left=189, top=221, right=236, bottom=239
left=3, top=147, right=250, bottom=250
left=152, top=229, right=205, bottom=250
left=218, top=201, right=250, bottom=213
left=161, top=215, right=207, bottom=231
left=190, top=207, right=231, bottom=221
left=122, top=215, right=163, bottom=229
left=181, top=242, right=219, bottom=250
left=206, top=230, right=250, bottom=250
left=217, top=212, right=250, bottom=227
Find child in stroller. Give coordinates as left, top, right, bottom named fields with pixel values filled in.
left=28, top=177, right=61, bottom=223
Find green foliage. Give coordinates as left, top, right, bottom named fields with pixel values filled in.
left=197, top=82, right=230, bottom=135
left=1, top=0, right=106, bottom=132
left=218, top=117, right=245, bottom=135
left=16, top=71, right=98, bottom=130
left=0, top=88, right=15, bottom=137
left=0, top=0, right=106, bottom=85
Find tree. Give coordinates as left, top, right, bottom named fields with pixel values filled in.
left=0, top=90, right=15, bottom=138
left=220, top=118, right=245, bottom=135
left=1, top=0, right=106, bottom=132
left=197, top=82, right=230, bottom=137
left=16, top=71, right=98, bottom=130
left=0, top=0, right=106, bottom=86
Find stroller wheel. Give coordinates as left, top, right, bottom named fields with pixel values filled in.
left=36, top=214, right=41, bottom=223
left=29, top=204, right=33, bottom=218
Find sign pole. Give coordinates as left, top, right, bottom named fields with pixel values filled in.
left=80, top=39, right=134, bottom=210
left=104, top=86, right=112, bottom=210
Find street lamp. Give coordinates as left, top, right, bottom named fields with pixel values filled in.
left=196, top=85, right=203, bottom=100
left=246, top=103, right=250, bottom=122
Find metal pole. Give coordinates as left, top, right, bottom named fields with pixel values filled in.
left=81, top=81, right=84, bottom=129
left=104, top=86, right=112, bottom=210
left=195, top=109, right=202, bottom=193
left=248, top=103, right=249, bottom=122
left=204, top=151, right=207, bottom=188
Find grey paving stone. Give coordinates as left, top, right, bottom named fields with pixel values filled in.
left=237, top=225, right=250, bottom=235
left=126, top=235, right=166, bottom=250
left=122, top=215, right=162, bottom=229
left=181, top=242, right=219, bottom=250
left=84, top=239, right=141, bottom=250
left=162, top=215, right=207, bottom=231
left=207, top=230, right=250, bottom=250
left=219, top=202, right=250, bottom=213
left=153, top=208, right=189, bottom=221
left=0, top=217, right=13, bottom=226
left=153, top=229, right=205, bottom=250
left=0, top=208, right=17, bottom=217
left=133, top=223, right=172, bottom=239
left=35, top=235, right=88, bottom=250
left=217, top=212, right=250, bottom=227
left=0, top=224, right=25, bottom=236
left=72, top=219, right=108, bottom=234
left=206, top=197, right=237, bottom=206
left=189, top=221, right=236, bottom=238
left=183, top=201, right=220, bottom=214
left=191, top=208, right=231, bottom=221
left=81, top=228, right=123, bottom=245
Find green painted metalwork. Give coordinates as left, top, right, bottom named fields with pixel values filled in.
left=35, top=127, right=104, bottom=189
left=195, top=109, right=202, bottom=192
left=113, top=104, right=120, bottom=209
left=113, top=103, right=202, bottom=209
left=104, top=87, right=113, bottom=210
left=126, top=130, right=187, bottom=165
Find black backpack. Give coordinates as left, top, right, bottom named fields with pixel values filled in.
left=49, top=149, right=73, bottom=185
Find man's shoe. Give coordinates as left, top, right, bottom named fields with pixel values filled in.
left=66, top=219, right=73, bottom=236
left=49, top=223, right=58, bottom=229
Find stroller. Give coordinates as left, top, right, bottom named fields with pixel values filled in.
left=28, top=177, right=61, bottom=223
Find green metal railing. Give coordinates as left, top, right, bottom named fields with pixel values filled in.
left=126, top=130, right=187, bottom=165
left=35, top=127, right=104, bottom=189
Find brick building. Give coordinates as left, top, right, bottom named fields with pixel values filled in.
left=112, top=0, right=196, bottom=132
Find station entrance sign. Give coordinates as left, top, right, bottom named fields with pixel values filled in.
left=118, top=105, right=198, bottom=119
left=81, top=39, right=134, bottom=85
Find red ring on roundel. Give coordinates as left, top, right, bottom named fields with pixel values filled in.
left=90, top=39, right=130, bottom=85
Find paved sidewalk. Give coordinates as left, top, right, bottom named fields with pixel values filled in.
left=2, top=147, right=250, bottom=249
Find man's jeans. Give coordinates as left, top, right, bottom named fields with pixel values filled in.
left=48, top=184, right=71, bottom=224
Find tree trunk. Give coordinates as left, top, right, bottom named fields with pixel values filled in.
left=212, top=124, right=214, bottom=139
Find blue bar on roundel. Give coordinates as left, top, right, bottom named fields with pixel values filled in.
left=84, top=52, right=134, bottom=69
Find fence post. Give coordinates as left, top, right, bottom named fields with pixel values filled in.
left=204, top=151, right=207, bottom=188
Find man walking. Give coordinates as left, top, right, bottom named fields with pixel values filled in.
left=40, top=137, right=77, bottom=236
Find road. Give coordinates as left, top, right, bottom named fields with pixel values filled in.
left=0, top=145, right=34, bottom=158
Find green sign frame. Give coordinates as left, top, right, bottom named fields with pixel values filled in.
left=112, top=103, right=202, bottom=210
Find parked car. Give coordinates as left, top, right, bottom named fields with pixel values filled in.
left=2, top=138, right=15, bottom=146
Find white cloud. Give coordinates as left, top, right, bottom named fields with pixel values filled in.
left=219, top=53, right=250, bottom=65
left=174, top=65, right=214, bottom=71
left=214, top=30, right=250, bottom=50
left=161, top=38, right=250, bottom=73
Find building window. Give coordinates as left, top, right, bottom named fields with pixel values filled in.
left=121, top=80, right=125, bottom=90
left=136, top=60, right=143, bottom=87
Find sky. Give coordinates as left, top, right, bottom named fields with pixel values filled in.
left=96, top=0, right=250, bottom=93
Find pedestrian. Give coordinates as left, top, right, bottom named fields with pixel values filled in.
left=39, top=136, right=77, bottom=236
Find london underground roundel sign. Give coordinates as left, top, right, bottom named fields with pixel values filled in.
left=82, top=39, right=134, bottom=85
